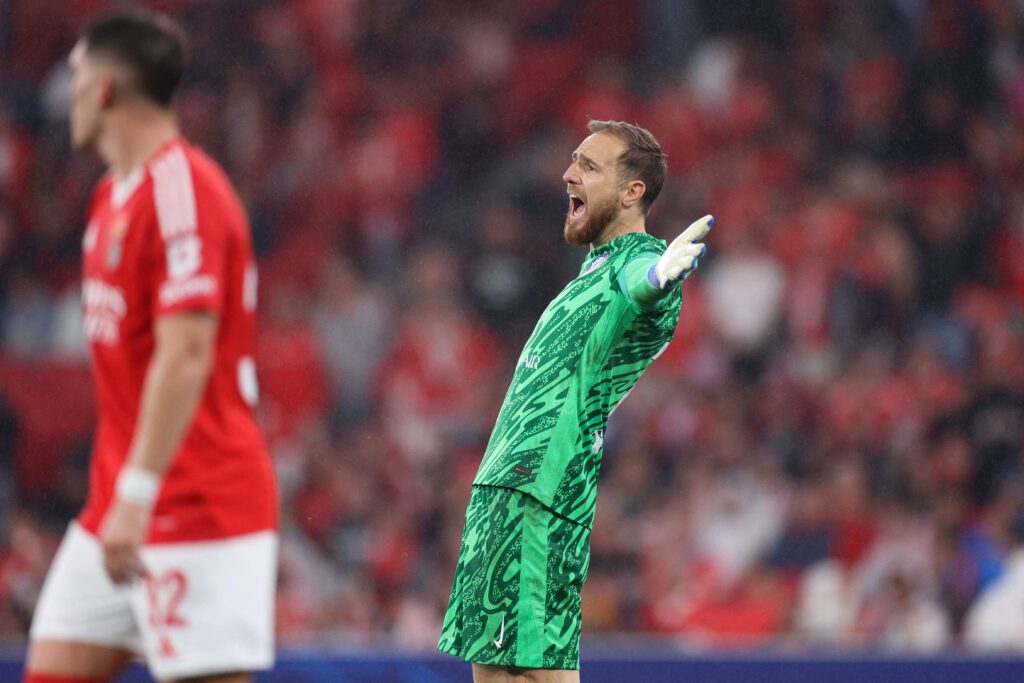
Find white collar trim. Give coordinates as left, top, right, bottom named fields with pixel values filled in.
left=111, top=167, right=145, bottom=209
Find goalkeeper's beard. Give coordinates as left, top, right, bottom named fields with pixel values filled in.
left=564, top=195, right=619, bottom=247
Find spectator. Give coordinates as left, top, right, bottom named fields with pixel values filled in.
left=313, top=256, right=394, bottom=425
left=964, top=504, right=1024, bottom=650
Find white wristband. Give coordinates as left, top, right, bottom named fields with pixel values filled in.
left=115, top=466, right=161, bottom=507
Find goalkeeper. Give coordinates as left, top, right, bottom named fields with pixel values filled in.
left=439, top=120, right=711, bottom=682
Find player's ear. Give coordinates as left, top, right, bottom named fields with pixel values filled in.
left=621, top=179, right=646, bottom=210
left=98, top=73, right=117, bottom=109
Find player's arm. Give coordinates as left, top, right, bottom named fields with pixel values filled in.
left=620, top=215, right=712, bottom=311
left=100, top=312, right=217, bottom=583
left=126, top=311, right=217, bottom=474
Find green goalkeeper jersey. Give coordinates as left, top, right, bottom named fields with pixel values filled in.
left=473, top=232, right=682, bottom=527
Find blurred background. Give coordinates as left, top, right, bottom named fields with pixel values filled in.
left=1, top=0, right=1024, bottom=667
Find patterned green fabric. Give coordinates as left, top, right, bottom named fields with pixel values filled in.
left=438, top=485, right=590, bottom=670
left=473, top=232, right=682, bottom=527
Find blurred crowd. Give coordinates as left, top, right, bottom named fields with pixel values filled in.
left=2, top=0, right=1024, bottom=652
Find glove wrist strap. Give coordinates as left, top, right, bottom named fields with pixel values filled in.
left=647, top=264, right=663, bottom=290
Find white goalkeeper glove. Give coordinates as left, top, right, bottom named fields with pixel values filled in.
left=647, top=214, right=713, bottom=290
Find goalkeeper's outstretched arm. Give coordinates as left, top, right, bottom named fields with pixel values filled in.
left=619, top=215, right=713, bottom=311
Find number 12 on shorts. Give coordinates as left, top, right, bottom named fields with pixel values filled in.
left=146, top=569, right=189, bottom=658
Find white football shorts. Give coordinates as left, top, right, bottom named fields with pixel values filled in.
left=30, top=521, right=278, bottom=680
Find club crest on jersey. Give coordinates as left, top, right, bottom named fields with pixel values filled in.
left=583, top=253, right=610, bottom=275
left=106, top=214, right=129, bottom=269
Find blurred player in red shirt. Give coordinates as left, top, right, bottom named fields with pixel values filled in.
left=24, top=9, right=278, bottom=683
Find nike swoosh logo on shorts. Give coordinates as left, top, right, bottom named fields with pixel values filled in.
left=493, top=616, right=506, bottom=649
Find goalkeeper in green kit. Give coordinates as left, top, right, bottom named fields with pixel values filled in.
left=438, top=120, right=711, bottom=682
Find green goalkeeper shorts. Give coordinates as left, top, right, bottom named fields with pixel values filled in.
left=438, top=484, right=591, bottom=671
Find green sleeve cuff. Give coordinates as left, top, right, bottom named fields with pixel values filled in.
left=618, top=253, right=670, bottom=312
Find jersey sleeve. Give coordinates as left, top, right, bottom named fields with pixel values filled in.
left=149, top=149, right=227, bottom=317
left=617, top=251, right=674, bottom=312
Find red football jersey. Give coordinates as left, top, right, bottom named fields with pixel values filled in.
left=78, top=137, right=277, bottom=543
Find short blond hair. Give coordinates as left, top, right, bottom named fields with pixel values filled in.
left=587, top=120, right=667, bottom=215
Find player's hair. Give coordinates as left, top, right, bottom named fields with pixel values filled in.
left=81, top=9, right=187, bottom=108
left=587, top=120, right=667, bottom=215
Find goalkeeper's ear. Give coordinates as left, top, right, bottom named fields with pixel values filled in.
left=620, top=179, right=646, bottom=211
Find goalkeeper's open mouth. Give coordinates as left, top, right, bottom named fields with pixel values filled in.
left=568, top=193, right=586, bottom=221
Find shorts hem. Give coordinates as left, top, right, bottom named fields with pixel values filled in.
left=438, top=643, right=571, bottom=671
left=27, top=631, right=141, bottom=654
left=437, top=642, right=461, bottom=660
